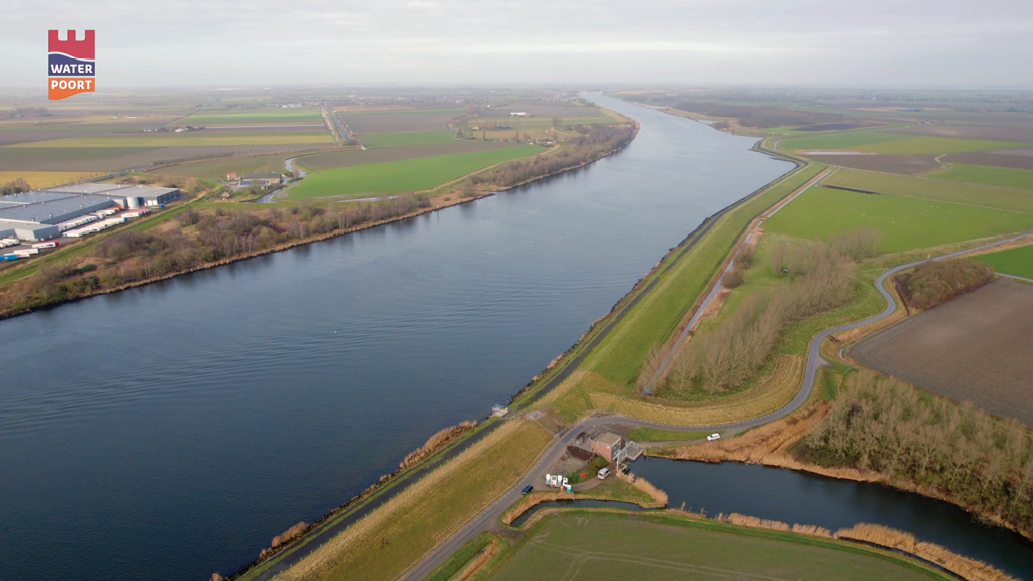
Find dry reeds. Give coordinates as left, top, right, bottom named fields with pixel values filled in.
left=619, top=471, right=669, bottom=506
left=400, top=420, right=478, bottom=471
left=835, top=524, right=1018, bottom=581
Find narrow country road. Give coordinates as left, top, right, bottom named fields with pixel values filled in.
left=395, top=228, right=1031, bottom=580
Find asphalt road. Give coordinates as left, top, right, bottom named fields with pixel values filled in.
left=395, top=232, right=1032, bottom=581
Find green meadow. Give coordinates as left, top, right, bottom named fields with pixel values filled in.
left=825, top=168, right=1033, bottom=213
left=853, top=137, right=1027, bottom=155
left=783, top=131, right=911, bottom=151
left=288, top=146, right=542, bottom=199
left=361, top=131, right=457, bottom=147
left=924, top=163, right=1033, bottom=190
left=974, top=244, right=1033, bottom=279
left=764, top=186, right=1033, bottom=253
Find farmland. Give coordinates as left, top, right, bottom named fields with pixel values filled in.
left=9, top=133, right=336, bottom=148
left=824, top=168, right=1033, bottom=213
left=361, top=130, right=457, bottom=147
left=487, top=513, right=949, bottom=581
left=0, top=170, right=105, bottom=189
left=340, top=109, right=465, bottom=134
left=804, top=154, right=941, bottom=175
left=289, top=146, right=543, bottom=199
left=763, top=186, right=1033, bottom=253
left=297, top=141, right=522, bottom=171
left=974, top=244, right=1033, bottom=279
left=924, top=163, right=1033, bottom=190
left=0, top=144, right=319, bottom=172
left=784, top=131, right=1027, bottom=155
left=179, top=107, right=324, bottom=126
left=155, top=154, right=292, bottom=181
left=851, top=279, right=1033, bottom=427
left=945, top=150, right=1033, bottom=171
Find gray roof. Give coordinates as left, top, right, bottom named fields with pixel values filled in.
left=0, top=195, right=115, bottom=224
left=110, top=185, right=180, bottom=199
left=0, top=191, right=77, bottom=205
left=243, top=173, right=282, bottom=180
left=47, top=183, right=128, bottom=195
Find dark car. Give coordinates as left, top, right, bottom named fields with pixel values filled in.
left=521, top=485, right=534, bottom=495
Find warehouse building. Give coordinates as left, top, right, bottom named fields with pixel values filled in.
left=0, top=184, right=180, bottom=243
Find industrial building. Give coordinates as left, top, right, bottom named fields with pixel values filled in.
left=0, top=184, right=180, bottom=242
left=240, top=173, right=284, bottom=187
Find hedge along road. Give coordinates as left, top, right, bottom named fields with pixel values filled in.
left=395, top=223, right=1033, bottom=581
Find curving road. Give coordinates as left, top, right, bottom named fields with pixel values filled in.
left=396, top=227, right=1031, bottom=580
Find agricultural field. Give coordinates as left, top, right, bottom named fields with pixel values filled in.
left=298, top=141, right=521, bottom=171
left=340, top=109, right=465, bottom=134
left=289, top=145, right=542, bottom=199
left=488, top=514, right=949, bottom=581
left=0, top=170, right=105, bottom=189
left=179, top=107, right=324, bottom=126
left=763, top=186, right=1033, bottom=253
left=8, top=132, right=335, bottom=148
left=824, top=168, right=1033, bottom=213
left=974, top=244, right=1033, bottom=279
left=923, top=163, right=1033, bottom=190
left=851, top=279, right=1033, bottom=427
left=945, top=149, right=1033, bottom=171
left=805, top=154, right=941, bottom=175
left=361, top=130, right=456, bottom=148
left=0, top=144, right=319, bottom=172
left=156, top=154, right=292, bottom=181
left=888, top=122, right=1033, bottom=144
left=784, top=131, right=1027, bottom=155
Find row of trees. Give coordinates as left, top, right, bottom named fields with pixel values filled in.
left=1, top=178, right=31, bottom=196
left=469, top=124, right=635, bottom=189
left=797, top=371, right=1033, bottom=535
left=654, top=237, right=869, bottom=397
left=0, top=107, right=51, bottom=119
left=899, top=258, right=995, bottom=311
left=3, top=194, right=431, bottom=316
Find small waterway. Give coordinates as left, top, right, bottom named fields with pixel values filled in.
left=631, top=458, right=1033, bottom=579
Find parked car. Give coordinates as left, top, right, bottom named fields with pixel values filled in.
left=707, top=433, right=721, bottom=441
left=597, top=468, right=612, bottom=480
left=521, top=485, right=534, bottom=495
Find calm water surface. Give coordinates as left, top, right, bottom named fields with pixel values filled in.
left=0, top=95, right=792, bottom=580
left=633, top=458, right=1033, bottom=579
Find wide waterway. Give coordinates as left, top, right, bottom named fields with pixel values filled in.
left=0, top=95, right=793, bottom=581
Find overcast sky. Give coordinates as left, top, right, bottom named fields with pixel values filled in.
left=3, top=0, right=1031, bottom=89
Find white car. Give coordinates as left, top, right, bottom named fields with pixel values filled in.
left=707, top=433, right=721, bottom=441
left=597, top=468, right=612, bottom=480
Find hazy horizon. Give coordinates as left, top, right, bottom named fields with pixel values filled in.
left=3, top=0, right=1032, bottom=90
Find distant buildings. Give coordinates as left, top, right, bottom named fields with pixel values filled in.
left=240, top=173, right=284, bottom=187
left=0, top=184, right=180, bottom=242
left=510, top=112, right=528, bottom=117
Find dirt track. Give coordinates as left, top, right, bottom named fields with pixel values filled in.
left=851, top=278, right=1033, bottom=427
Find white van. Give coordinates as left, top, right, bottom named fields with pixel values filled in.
left=597, top=468, right=612, bottom=480
left=707, top=433, right=721, bottom=441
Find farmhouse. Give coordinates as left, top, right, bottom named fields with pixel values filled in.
left=241, top=173, right=284, bottom=187
left=510, top=112, right=528, bottom=117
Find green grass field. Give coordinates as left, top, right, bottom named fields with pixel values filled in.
left=924, top=163, right=1033, bottom=190
left=783, top=131, right=912, bottom=151
left=288, top=146, right=542, bottom=199
left=627, top=428, right=711, bottom=442
left=853, top=137, right=1027, bottom=155
left=361, top=131, right=457, bottom=147
left=488, top=513, right=949, bottom=581
left=339, top=109, right=466, bottom=117
left=974, top=244, right=1033, bottom=279
left=825, top=168, right=1033, bottom=213
left=784, top=131, right=1025, bottom=155
left=764, top=186, right=1033, bottom=253
left=476, top=116, right=618, bottom=129
left=180, top=108, right=324, bottom=125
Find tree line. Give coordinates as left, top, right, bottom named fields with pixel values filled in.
left=469, top=124, right=635, bottom=189
left=797, top=371, right=1033, bottom=536
left=2, top=194, right=431, bottom=316
left=650, top=232, right=880, bottom=397
left=898, top=258, right=995, bottom=311
left=0, top=107, right=51, bottom=119
left=1, top=178, right=31, bottom=196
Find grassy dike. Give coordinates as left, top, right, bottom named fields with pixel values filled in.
left=229, top=143, right=824, bottom=580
